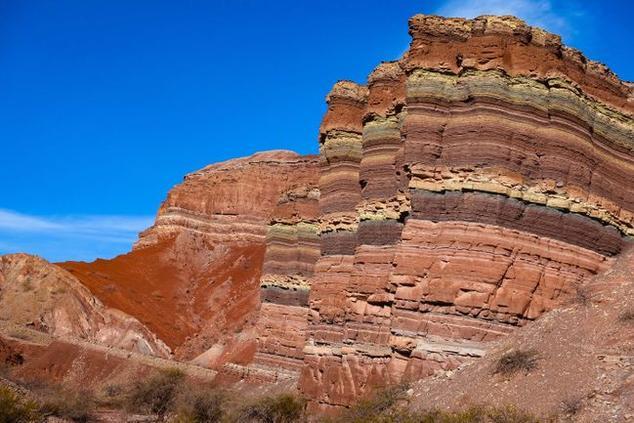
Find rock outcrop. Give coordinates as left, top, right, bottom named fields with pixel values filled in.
left=298, top=15, right=633, bottom=412
left=0, top=254, right=170, bottom=357
left=410, top=245, right=634, bottom=422
left=60, top=151, right=319, bottom=361
left=252, top=185, right=320, bottom=376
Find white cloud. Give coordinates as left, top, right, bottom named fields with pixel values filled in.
left=0, top=208, right=153, bottom=248
left=434, top=0, right=572, bottom=38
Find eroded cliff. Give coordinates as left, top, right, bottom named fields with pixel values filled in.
left=297, top=14, right=633, bottom=412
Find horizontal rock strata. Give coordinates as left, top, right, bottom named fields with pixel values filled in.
left=61, top=151, right=320, bottom=363
left=250, top=184, right=321, bottom=377
left=298, top=14, right=633, bottom=412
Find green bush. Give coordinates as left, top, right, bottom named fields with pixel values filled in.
left=128, top=368, right=185, bottom=417
left=493, top=350, right=538, bottom=376
left=235, top=393, right=305, bottom=423
left=0, top=386, right=41, bottom=423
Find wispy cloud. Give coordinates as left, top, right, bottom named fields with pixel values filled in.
left=434, top=0, right=576, bottom=40
left=0, top=208, right=153, bottom=262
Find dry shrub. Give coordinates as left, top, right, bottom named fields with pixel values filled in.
left=172, top=385, right=225, bottom=423
left=493, top=350, right=538, bottom=376
left=333, top=385, right=409, bottom=423
left=0, top=386, right=41, bottom=423
left=127, top=368, right=185, bottom=417
left=39, top=388, right=95, bottom=422
left=618, top=310, right=634, bottom=323
left=233, top=393, right=305, bottom=423
left=574, top=286, right=591, bottom=306
left=561, top=397, right=583, bottom=416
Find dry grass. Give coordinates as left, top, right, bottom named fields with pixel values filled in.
left=325, top=386, right=540, bottom=423
left=0, top=386, right=41, bottom=423
left=39, top=387, right=95, bottom=422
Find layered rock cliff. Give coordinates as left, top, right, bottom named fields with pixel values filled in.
left=0, top=12, right=631, bottom=419
left=298, top=14, right=633, bottom=412
left=60, top=151, right=319, bottom=361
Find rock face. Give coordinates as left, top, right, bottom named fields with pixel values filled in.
left=60, top=151, right=319, bottom=361
left=0, top=254, right=170, bottom=357
left=297, top=15, right=633, bottom=412
left=410, top=245, right=634, bottom=422
left=253, top=185, right=320, bottom=376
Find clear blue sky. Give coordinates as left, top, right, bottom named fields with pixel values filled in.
left=1, top=0, right=632, bottom=262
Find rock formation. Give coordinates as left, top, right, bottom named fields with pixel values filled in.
left=0, top=12, right=631, bottom=420
left=0, top=254, right=170, bottom=357
left=298, top=15, right=633, bottom=412
left=60, top=151, right=319, bottom=362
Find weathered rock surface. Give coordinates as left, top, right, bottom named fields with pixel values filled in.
left=0, top=254, right=170, bottom=357
left=298, top=14, right=633, bottom=412
left=252, top=184, right=320, bottom=376
left=410, top=245, right=634, bottom=422
left=60, top=151, right=319, bottom=362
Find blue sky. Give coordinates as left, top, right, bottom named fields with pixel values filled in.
left=1, top=0, right=632, bottom=262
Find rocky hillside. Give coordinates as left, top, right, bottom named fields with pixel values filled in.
left=0, top=254, right=170, bottom=357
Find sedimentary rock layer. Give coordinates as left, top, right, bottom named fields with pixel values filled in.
left=251, top=183, right=321, bottom=375
left=61, top=151, right=320, bottom=363
left=299, top=14, right=633, bottom=412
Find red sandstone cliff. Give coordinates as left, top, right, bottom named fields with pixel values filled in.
left=59, top=150, right=319, bottom=362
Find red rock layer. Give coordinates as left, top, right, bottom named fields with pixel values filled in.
left=60, top=151, right=319, bottom=363
left=299, top=14, right=632, bottom=412
left=252, top=184, right=320, bottom=376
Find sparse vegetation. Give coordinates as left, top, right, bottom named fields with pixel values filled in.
left=173, top=386, right=225, bottom=423
left=618, top=309, right=634, bottom=323
left=0, top=386, right=41, bottom=423
left=233, top=393, right=306, bottom=423
left=39, top=388, right=95, bottom=422
left=325, top=387, right=540, bottom=423
left=127, top=368, right=185, bottom=417
left=574, top=285, right=591, bottom=306
left=493, top=350, right=538, bottom=376
left=333, top=384, right=408, bottom=423
left=561, top=397, right=583, bottom=416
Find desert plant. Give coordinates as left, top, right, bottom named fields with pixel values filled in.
left=327, top=404, right=540, bottom=423
left=0, top=386, right=41, bottom=423
left=560, top=397, right=583, bottom=416
left=173, top=386, right=225, bottom=423
left=235, top=393, right=305, bottom=423
left=618, top=309, right=634, bottom=323
left=574, top=286, right=591, bottom=306
left=334, top=384, right=409, bottom=423
left=493, top=350, right=538, bottom=376
left=39, top=388, right=95, bottom=422
left=127, top=368, right=185, bottom=417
